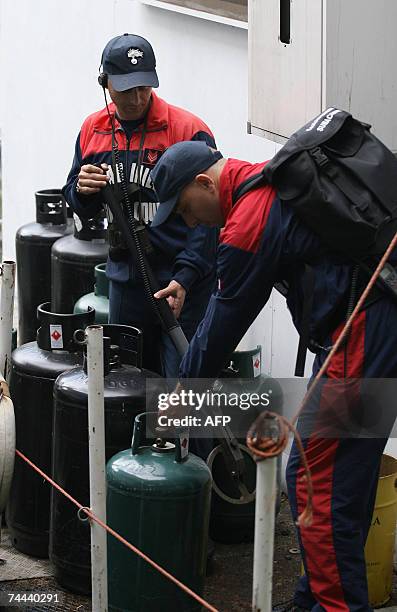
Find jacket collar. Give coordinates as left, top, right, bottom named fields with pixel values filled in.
left=219, top=158, right=270, bottom=222
left=93, top=91, right=168, bottom=133
left=219, top=159, right=237, bottom=222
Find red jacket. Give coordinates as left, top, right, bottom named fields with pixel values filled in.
left=79, top=92, right=214, bottom=159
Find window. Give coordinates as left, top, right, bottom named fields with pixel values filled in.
left=152, top=0, right=247, bottom=23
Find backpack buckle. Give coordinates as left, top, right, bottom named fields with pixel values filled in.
left=309, top=339, right=333, bottom=353
left=309, top=146, right=330, bottom=168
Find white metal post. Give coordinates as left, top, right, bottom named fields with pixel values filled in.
left=0, top=375, right=15, bottom=544
left=252, top=457, right=278, bottom=612
left=86, top=325, right=108, bottom=612
left=0, top=261, right=16, bottom=382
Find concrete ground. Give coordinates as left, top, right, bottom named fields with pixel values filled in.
left=0, top=494, right=396, bottom=611
left=205, top=494, right=397, bottom=611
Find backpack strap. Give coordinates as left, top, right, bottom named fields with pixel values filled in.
left=232, top=172, right=267, bottom=206
left=294, top=265, right=316, bottom=377
left=309, top=147, right=377, bottom=214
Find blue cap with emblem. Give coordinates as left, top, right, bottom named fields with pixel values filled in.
left=150, top=141, right=223, bottom=227
left=101, top=33, right=159, bottom=92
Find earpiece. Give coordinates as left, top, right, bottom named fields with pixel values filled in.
left=98, top=73, right=108, bottom=88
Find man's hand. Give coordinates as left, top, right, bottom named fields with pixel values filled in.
left=154, top=280, right=186, bottom=318
left=77, top=163, right=109, bottom=194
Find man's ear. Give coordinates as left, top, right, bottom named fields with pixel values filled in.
left=195, top=173, right=216, bottom=192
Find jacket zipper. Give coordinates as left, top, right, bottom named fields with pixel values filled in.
left=124, top=132, right=131, bottom=182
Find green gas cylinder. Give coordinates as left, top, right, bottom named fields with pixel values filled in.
left=73, top=263, right=109, bottom=323
left=107, top=413, right=212, bottom=612
left=208, top=346, right=283, bottom=544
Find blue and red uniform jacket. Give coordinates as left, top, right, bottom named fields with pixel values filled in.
left=62, top=92, right=217, bottom=290
left=178, top=160, right=397, bottom=612
left=180, top=158, right=358, bottom=379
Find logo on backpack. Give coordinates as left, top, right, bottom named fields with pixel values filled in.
left=305, top=108, right=342, bottom=133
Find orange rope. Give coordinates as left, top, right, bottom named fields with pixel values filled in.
left=15, top=449, right=219, bottom=612
left=246, top=412, right=313, bottom=528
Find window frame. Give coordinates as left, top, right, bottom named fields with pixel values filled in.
left=139, top=0, right=248, bottom=30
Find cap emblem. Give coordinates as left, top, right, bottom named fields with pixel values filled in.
left=127, top=48, right=144, bottom=65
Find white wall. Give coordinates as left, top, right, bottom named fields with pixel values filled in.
left=0, top=0, right=276, bottom=242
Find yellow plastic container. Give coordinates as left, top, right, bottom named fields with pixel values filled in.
left=365, top=454, right=397, bottom=608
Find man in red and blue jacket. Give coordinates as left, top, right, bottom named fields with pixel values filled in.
left=63, top=34, right=217, bottom=376
left=151, top=141, right=397, bottom=612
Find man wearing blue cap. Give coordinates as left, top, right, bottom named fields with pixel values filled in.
left=151, top=140, right=397, bottom=612
left=63, top=34, right=218, bottom=377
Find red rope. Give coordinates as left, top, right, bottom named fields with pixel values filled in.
left=15, top=449, right=219, bottom=612
left=246, top=412, right=313, bottom=528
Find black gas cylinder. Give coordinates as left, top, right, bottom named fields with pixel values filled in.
left=208, top=347, right=283, bottom=544
left=6, top=304, right=95, bottom=557
left=51, top=213, right=108, bottom=313
left=50, top=325, right=162, bottom=595
left=16, top=189, right=73, bottom=344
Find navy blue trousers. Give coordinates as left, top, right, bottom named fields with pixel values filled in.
left=109, top=277, right=214, bottom=459
left=286, top=299, right=397, bottom=611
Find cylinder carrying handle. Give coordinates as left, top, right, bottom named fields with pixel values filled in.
left=101, top=324, right=143, bottom=368
left=131, top=412, right=151, bottom=454
left=37, top=303, right=95, bottom=351
left=131, top=412, right=188, bottom=462
left=35, top=189, right=67, bottom=225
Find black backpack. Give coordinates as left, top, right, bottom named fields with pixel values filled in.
left=233, top=108, right=397, bottom=374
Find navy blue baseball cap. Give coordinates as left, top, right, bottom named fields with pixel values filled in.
left=151, top=141, right=223, bottom=227
left=101, top=33, right=159, bottom=92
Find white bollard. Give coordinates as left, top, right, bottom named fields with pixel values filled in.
left=86, top=325, right=108, bottom=612
left=0, top=375, right=15, bottom=544
left=0, top=261, right=16, bottom=382
left=252, top=457, right=278, bottom=612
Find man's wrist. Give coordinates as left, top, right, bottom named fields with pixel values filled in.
left=173, top=267, right=199, bottom=291
left=171, top=279, right=187, bottom=292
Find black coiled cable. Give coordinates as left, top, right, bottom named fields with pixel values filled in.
left=111, top=139, right=168, bottom=325
left=343, top=264, right=360, bottom=375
